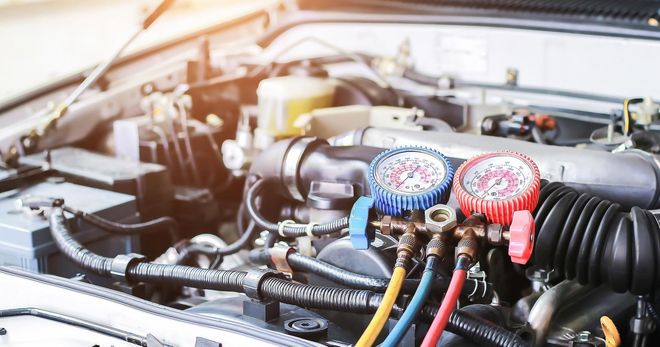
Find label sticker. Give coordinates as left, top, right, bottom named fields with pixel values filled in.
left=435, top=36, right=488, bottom=74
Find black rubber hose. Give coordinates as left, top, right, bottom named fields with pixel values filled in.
left=261, top=276, right=379, bottom=313
left=184, top=220, right=258, bottom=257
left=244, top=178, right=348, bottom=237
left=128, top=262, right=246, bottom=292
left=49, top=207, right=113, bottom=276
left=252, top=248, right=492, bottom=300
left=413, top=306, right=526, bottom=347
left=533, top=180, right=660, bottom=295
left=63, top=205, right=179, bottom=243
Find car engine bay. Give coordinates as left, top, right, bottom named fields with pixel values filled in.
left=2, top=2, right=660, bottom=346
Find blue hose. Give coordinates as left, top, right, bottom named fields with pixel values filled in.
left=381, top=258, right=438, bottom=347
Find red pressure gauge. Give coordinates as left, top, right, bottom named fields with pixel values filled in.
left=453, top=151, right=541, bottom=225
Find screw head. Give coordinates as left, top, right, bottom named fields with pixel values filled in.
left=576, top=331, right=591, bottom=342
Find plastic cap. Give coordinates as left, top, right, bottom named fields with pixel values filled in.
left=508, top=210, right=535, bottom=264
left=348, top=196, right=375, bottom=250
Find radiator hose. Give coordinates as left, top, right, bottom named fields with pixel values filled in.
left=533, top=180, right=660, bottom=295
left=48, top=206, right=523, bottom=346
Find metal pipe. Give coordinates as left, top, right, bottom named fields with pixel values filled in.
left=527, top=281, right=587, bottom=346
left=333, top=127, right=660, bottom=209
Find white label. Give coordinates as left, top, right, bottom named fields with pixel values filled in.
left=435, top=36, right=488, bottom=74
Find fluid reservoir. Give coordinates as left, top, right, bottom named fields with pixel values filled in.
left=256, top=76, right=335, bottom=139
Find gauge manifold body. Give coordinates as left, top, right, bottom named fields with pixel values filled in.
left=368, top=146, right=454, bottom=216
left=453, top=151, right=541, bottom=225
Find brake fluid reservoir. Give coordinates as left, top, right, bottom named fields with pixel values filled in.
left=256, top=76, right=335, bottom=138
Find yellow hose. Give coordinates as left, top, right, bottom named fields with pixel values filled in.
left=356, top=266, right=407, bottom=347
left=600, top=316, right=621, bottom=347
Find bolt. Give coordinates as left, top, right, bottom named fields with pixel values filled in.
left=506, top=68, right=519, bottom=86
left=576, top=331, right=591, bottom=342
left=0, top=328, right=6, bottom=335
left=486, top=224, right=504, bottom=245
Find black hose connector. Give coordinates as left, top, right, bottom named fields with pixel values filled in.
left=534, top=180, right=660, bottom=295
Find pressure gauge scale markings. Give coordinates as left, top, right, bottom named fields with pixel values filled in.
left=453, top=151, right=540, bottom=225
left=368, top=146, right=453, bottom=216
left=375, top=152, right=446, bottom=195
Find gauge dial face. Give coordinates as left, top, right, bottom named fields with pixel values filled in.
left=460, top=154, right=535, bottom=201
left=374, top=150, right=448, bottom=196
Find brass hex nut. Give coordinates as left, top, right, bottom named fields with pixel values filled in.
left=424, top=204, right=457, bottom=234
left=487, top=224, right=504, bottom=245
left=380, top=215, right=393, bottom=235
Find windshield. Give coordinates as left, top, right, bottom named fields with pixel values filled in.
left=0, top=0, right=269, bottom=104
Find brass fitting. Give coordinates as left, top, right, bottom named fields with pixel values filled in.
left=426, top=233, right=451, bottom=260
left=455, top=229, right=479, bottom=265
left=373, top=216, right=426, bottom=236
left=395, top=224, right=422, bottom=269
left=453, top=213, right=487, bottom=239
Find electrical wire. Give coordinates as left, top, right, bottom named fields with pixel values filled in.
left=176, top=98, right=201, bottom=186
left=382, top=257, right=439, bottom=347
left=150, top=125, right=175, bottom=170
left=356, top=266, right=406, bottom=347
left=421, top=256, right=470, bottom=347
left=62, top=205, right=179, bottom=243
left=164, top=104, right=190, bottom=184
left=48, top=205, right=522, bottom=347
left=245, top=178, right=348, bottom=237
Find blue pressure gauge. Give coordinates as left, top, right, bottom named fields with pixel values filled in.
left=367, top=146, right=454, bottom=216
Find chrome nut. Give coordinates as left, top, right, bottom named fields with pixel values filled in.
left=424, top=204, right=457, bottom=233
left=487, top=224, right=504, bottom=245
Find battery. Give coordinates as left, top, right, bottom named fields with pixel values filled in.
left=0, top=180, right=139, bottom=286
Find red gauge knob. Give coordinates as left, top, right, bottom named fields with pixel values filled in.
left=452, top=151, right=541, bottom=225
left=508, top=210, right=535, bottom=264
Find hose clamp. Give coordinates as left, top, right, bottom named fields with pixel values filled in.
left=304, top=222, right=317, bottom=238
left=111, top=253, right=147, bottom=282
left=243, top=268, right=284, bottom=301
left=270, top=246, right=295, bottom=273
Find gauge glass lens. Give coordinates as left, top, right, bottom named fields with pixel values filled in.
left=374, top=151, right=447, bottom=195
left=461, top=155, right=534, bottom=201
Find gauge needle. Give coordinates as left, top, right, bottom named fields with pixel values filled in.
left=396, top=166, right=420, bottom=189
left=483, top=178, right=503, bottom=198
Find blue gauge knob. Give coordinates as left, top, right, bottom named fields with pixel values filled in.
left=368, top=146, right=454, bottom=216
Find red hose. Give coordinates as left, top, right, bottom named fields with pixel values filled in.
left=421, top=268, right=467, bottom=347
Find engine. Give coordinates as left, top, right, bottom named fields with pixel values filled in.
left=2, top=8, right=660, bottom=347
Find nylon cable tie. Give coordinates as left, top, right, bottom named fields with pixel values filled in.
left=304, top=222, right=317, bottom=238
left=278, top=220, right=296, bottom=237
